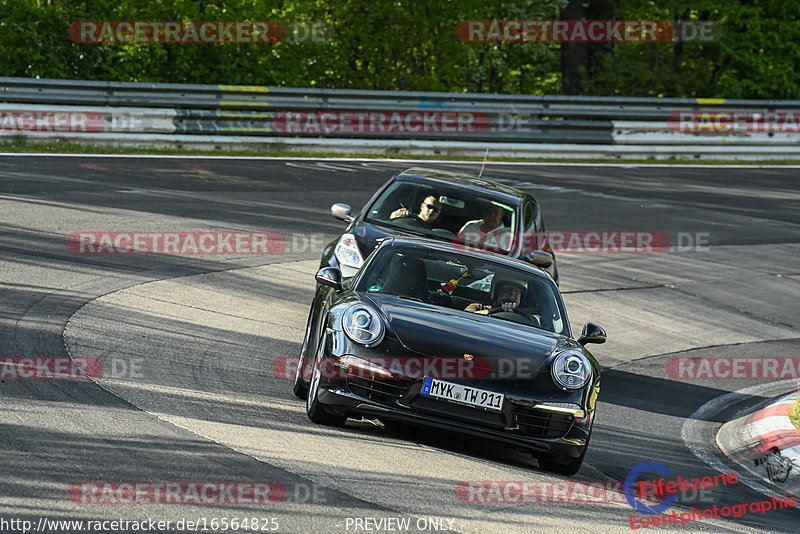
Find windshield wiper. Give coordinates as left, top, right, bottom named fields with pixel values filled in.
left=396, top=295, right=424, bottom=303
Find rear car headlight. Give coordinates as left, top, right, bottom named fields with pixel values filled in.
left=334, top=233, right=364, bottom=269
left=342, top=305, right=385, bottom=347
left=551, top=350, right=591, bottom=389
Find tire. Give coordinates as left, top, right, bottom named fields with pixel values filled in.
left=538, top=434, right=590, bottom=476
left=293, top=308, right=317, bottom=399
left=306, top=354, right=347, bottom=426
left=538, top=452, right=585, bottom=477
left=292, top=353, right=309, bottom=399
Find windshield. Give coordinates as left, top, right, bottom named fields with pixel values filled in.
left=356, top=245, right=567, bottom=335
left=364, top=180, right=518, bottom=253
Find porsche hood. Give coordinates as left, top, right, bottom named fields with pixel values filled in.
left=363, top=294, right=563, bottom=376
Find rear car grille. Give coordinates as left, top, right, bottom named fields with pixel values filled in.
left=346, top=377, right=410, bottom=404
left=513, top=407, right=574, bottom=438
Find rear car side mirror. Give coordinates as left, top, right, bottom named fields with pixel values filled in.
left=315, top=267, right=343, bottom=292
left=331, top=203, right=354, bottom=223
left=578, top=322, right=607, bottom=345
left=526, top=250, right=553, bottom=269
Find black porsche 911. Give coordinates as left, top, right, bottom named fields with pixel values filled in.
left=293, top=237, right=605, bottom=475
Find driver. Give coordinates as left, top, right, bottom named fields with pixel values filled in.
left=389, top=194, right=442, bottom=227
left=465, top=278, right=526, bottom=315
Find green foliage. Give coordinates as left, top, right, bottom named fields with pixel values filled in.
left=790, top=388, right=800, bottom=431
left=0, top=0, right=796, bottom=98
left=586, top=0, right=800, bottom=98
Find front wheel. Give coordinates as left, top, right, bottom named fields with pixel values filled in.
left=538, top=451, right=586, bottom=477
left=292, top=308, right=314, bottom=400
left=306, top=355, right=346, bottom=426
left=538, top=434, right=590, bottom=476
left=292, top=311, right=315, bottom=399
left=292, top=353, right=309, bottom=399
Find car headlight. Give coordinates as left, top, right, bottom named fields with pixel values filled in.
left=334, top=233, right=364, bottom=270
left=342, top=305, right=385, bottom=347
left=536, top=402, right=585, bottom=417
left=551, top=350, right=592, bottom=389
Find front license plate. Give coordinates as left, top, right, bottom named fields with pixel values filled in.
left=421, top=377, right=504, bottom=412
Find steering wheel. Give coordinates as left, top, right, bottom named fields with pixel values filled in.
left=487, top=306, right=540, bottom=327
left=390, top=212, right=428, bottom=229
left=406, top=214, right=430, bottom=228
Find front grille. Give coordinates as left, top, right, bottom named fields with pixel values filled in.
left=412, top=396, right=506, bottom=429
left=346, top=377, right=410, bottom=405
left=513, top=407, right=573, bottom=438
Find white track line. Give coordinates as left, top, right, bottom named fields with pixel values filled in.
left=1, top=152, right=800, bottom=168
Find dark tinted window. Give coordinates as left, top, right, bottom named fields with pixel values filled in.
left=357, top=245, right=567, bottom=334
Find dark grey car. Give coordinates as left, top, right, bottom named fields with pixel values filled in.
left=319, top=167, right=559, bottom=283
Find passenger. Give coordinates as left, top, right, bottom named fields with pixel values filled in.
left=389, top=194, right=442, bottom=227
left=459, top=203, right=507, bottom=234
left=458, top=203, right=511, bottom=251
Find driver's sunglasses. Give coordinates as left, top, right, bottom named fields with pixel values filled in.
left=424, top=203, right=442, bottom=213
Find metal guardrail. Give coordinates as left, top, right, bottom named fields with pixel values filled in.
left=1, top=76, right=799, bottom=158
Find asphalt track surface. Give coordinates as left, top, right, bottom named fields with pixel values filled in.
left=0, top=155, right=798, bottom=534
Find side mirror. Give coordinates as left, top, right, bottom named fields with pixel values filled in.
left=331, top=203, right=354, bottom=223
left=315, top=267, right=343, bottom=292
left=526, top=250, right=553, bottom=269
left=578, top=322, right=607, bottom=345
